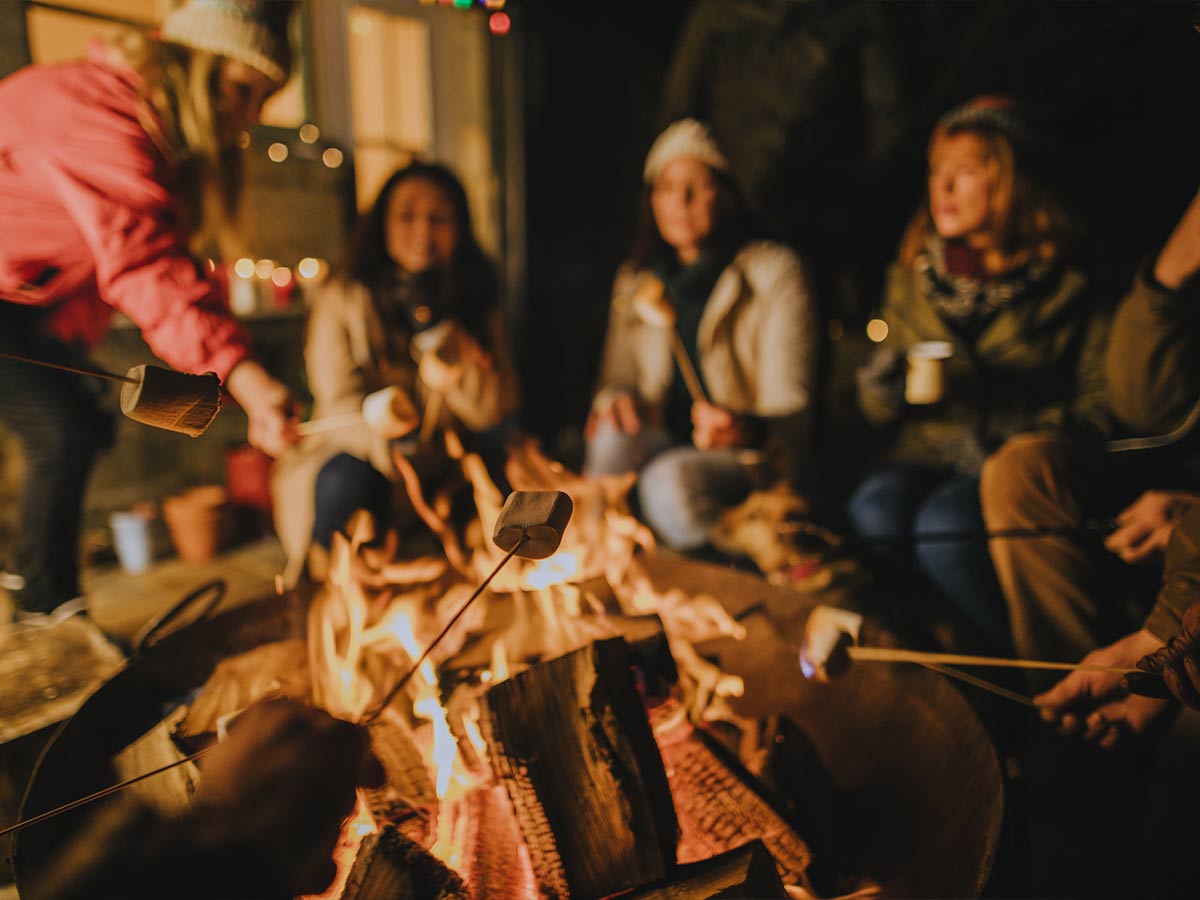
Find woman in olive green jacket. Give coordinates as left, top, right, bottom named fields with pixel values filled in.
left=849, top=97, right=1110, bottom=649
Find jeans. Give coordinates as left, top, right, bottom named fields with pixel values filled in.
left=583, top=421, right=753, bottom=550
left=847, top=464, right=1010, bottom=648
left=0, top=326, right=114, bottom=612
left=312, top=453, right=392, bottom=548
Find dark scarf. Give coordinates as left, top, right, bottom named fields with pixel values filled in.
left=653, top=251, right=731, bottom=442
left=915, top=235, right=1056, bottom=338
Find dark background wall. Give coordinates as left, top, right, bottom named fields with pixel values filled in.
left=517, top=0, right=1200, bottom=461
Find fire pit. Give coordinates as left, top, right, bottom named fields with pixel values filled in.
left=11, top=439, right=1001, bottom=898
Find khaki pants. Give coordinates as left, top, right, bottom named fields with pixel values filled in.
left=979, top=434, right=1151, bottom=664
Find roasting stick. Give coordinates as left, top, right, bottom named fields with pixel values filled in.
left=846, top=645, right=1141, bottom=675
left=363, top=489, right=574, bottom=723
left=419, top=391, right=443, bottom=444
left=0, top=349, right=135, bottom=383
left=0, top=746, right=217, bottom=839
left=919, top=662, right=1039, bottom=709
left=631, top=276, right=708, bottom=405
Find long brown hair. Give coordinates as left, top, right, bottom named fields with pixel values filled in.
left=110, top=31, right=245, bottom=253
left=898, top=123, right=1078, bottom=274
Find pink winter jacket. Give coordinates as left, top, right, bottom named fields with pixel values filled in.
left=0, top=45, right=251, bottom=380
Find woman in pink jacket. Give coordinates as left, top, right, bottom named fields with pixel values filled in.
left=0, top=0, right=297, bottom=615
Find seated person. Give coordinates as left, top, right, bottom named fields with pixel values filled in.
left=585, top=119, right=818, bottom=551
left=981, top=188, right=1200, bottom=663
left=849, top=97, right=1111, bottom=650
left=272, top=163, right=518, bottom=583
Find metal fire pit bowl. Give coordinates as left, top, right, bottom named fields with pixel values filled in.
left=14, top=556, right=1001, bottom=898
left=641, top=553, right=1002, bottom=899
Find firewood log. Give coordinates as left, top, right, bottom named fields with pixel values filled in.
left=611, top=840, right=788, bottom=899
left=341, top=824, right=469, bottom=900
left=177, top=640, right=311, bottom=742
left=367, top=710, right=437, bottom=806
left=484, top=637, right=678, bottom=900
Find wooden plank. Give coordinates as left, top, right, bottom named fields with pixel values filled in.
left=484, top=637, right=678, bottom=900
left=0, top=615, right=124, bottom=743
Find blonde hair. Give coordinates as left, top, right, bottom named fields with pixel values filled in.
left=111, top=31, right=244, bottom=254
left=898, top=126, right=1076, bottom=274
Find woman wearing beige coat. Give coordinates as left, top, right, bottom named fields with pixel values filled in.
left=586, top=120, right=818, bottom=549
left=272, top=163, right=517, bottom=583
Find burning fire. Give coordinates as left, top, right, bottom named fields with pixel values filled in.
left=304, top=433, right=749, bottom=893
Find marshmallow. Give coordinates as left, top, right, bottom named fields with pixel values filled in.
left=362, top=386, right=419, bottom=439
left=800, top=605, right=864, bottom=682
left=120, top=365, right=221, bottom=437
left=492, top=491, right=574, bottom=560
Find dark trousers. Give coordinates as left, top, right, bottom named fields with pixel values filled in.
left=0, top=314, right=114, bottom=612
left=312, top=453, right=392, bottom=548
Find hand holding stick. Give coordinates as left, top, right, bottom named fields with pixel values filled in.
left=630, top=275, right=708, bottom=404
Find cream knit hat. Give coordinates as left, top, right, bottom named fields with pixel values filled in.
left=643, top=119, right=730, bottom=184
left=160, top=0, right=293, bottom=85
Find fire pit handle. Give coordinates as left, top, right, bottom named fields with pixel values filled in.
left=132, top=579, right=227, bottom=655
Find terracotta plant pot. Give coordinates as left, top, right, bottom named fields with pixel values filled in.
left=162, top=486, right=230, bottom=563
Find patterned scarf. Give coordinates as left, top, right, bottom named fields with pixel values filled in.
left=915, top=235, right=1056, bottom=335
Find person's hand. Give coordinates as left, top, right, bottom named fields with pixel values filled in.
left=586, top=391, right=642, bottom=439
left=1035, top=628, right=1170, bottom=749
left=1104, top=490, right=1200, bottom=564
left=1153, top=189, right=1200, bottom=289
left=691, top=400, right=750, bottom=450
left=224, top=360, right=299, bottom=457
left=1126, top=602, right=1200, bottom=709
left=190, top=697, right=384, bottom=897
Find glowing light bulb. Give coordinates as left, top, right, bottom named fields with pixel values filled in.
left=271, top=266, right=293, bottom=286
left=254, top=259, right=275, bottom=280
left=322, top=148, right=344, bottom=168
left=234, top=258, right=255, bottom=279
left=235, top=131, right=251, bottom=150
left=298, top=257, right=321, bottom=279
left=268, top=142, right=289, bottom=162
left=299, top=123, right=320, bottom=143
left=866, top=318, right=889, bottom=343
left=489, top=12, right=511, bottom=34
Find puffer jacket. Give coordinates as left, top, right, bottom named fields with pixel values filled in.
left=594, top=239, right=818, bottom=421
left=0, top=44, right=250, bottom=379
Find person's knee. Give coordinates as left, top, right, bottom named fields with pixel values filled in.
left=848, top=471, right=912, bottom=536
left=980, top=434, right=1074, bottom=524
left=637, top=449, right=710, bottom=549
left=313, top=454, right=387, bottom=533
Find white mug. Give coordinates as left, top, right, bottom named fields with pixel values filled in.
left=905, top=341, right=954, bottom=405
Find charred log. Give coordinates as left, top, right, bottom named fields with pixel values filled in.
left=611, top=840, right=787, bottom=899
left=484, top=637, right=678, bottom=899
left=342, top=825, right=469, bottom=900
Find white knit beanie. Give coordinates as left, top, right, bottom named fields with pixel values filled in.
left=643, top=119, right=730, bottom=184
left=160, top=0, right=293, bottom=85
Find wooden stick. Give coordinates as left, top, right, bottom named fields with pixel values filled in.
left=848, top=645, right=1141, bottom=675
left=296, top=411, right=364, bottom=436
left=920, top=662, right=1038, bottom=709
left=668, top=330, right=707, bottom=404
left=0, top=745, right=216, bottom=838
left=419, top=391, right=443, bottom=444
left=363, top=538, right=524, bottom=723
left=0, top=349, right=135, bottom=384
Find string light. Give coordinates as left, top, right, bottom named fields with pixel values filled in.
left=866, top=319, right=889, bottom=343
left=267, top=142, right=289, bottom=162
left=453, top=0, right=472, bottom=7
left=255, top=259, right=275, bottom=280
left=489, top=11, right=511, bottom=34
left=322, top=148, right=344, bottom=168
left=299, top=124, right=320, bottom=143
left=298, top=257, right=322, bottom=279
left=234, top=258, right=255, bottom=279
left=271, top=266, right=293, bottom=287
left=483, top=0, right=506, bottom=8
